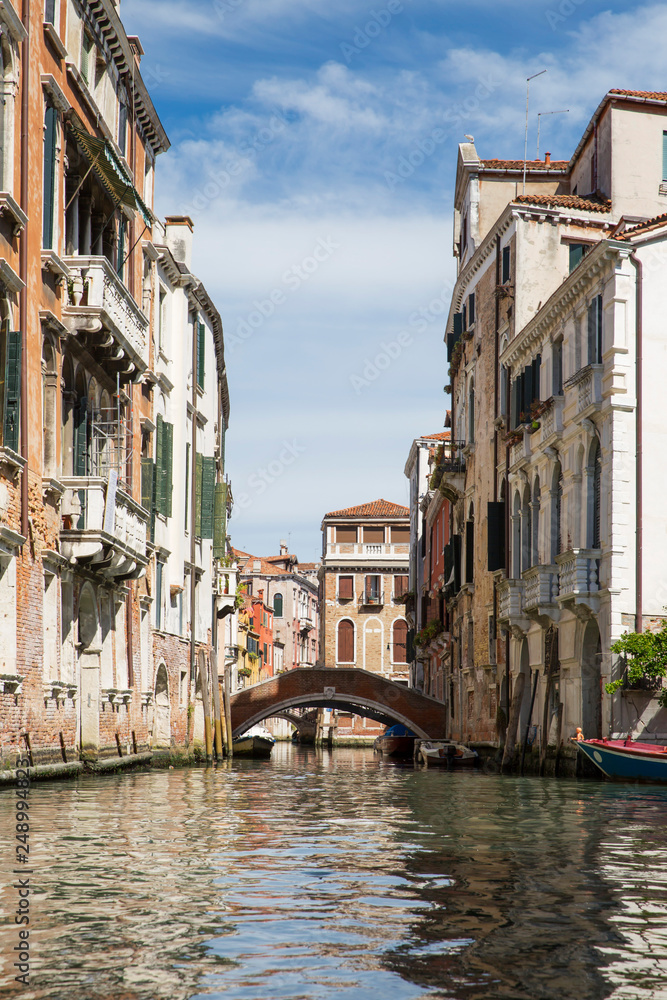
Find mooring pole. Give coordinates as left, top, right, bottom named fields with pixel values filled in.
left=223, top=659, right=233, bottom=758
left=520, top=670, right=539, bottom=776
left=199, top=649, right=214, bottom=762
left=210, top=650, right=223, bottom=760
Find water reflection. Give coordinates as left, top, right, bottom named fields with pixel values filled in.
left=0, top=745, right=666, bottom=999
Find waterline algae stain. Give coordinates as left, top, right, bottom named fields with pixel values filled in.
left=1, top=745, right=666, bottom=999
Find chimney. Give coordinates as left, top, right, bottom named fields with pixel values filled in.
left=164, top=215, right=194, bottom=269
left=280, top=539, right=288, bottom=555
left=544, top=151, right=551, bottom=165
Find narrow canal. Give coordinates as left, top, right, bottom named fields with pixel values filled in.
left=2, top=745, right=667, bottom=1000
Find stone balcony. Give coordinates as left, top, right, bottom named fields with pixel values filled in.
left=508, top=428, right=532, bottom=471
left=539, top=396, right=565, bottom=446
left=523, top=564, right=560, bottom=623
left=496, top=575, right=529, bottom=635
left=564, top=364, right=603, bottom=420
left=60, top=476, right=149, bottom=581
left=555, top=548, right=602, bottom=614
left=62, top=255, right=149, bottom=379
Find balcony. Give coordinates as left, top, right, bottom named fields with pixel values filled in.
left=496, top=575, right=529, bottom=636
left=564, top=364, right=603, bottom=420
left=431, top=440, right=466, bottom=501
left=299, top=616, right=315, bottom=633
left=359, top=591, right=385, bottom=608
left=60, top=476, right=149, bottom=580
left=62, top=255, right=149, bottom=379
left=539, top=396, right=564, bottom=446
left=556, top=548, right=602, bottom=614
left=523, top=564, right=560, bottom=623
left=326, top=543, right=409, bottom=561
left=508, top=428, right=531, bottom=471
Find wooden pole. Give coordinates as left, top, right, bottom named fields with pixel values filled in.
left=501, top=671, right=526, bottom=773
left=198, top=649, right=214, bottom=762
left=210, top=650, right=223, bottom=760
left=520, top=670, right=539, bottom=776
left=223, top=658, right=233, bottom=758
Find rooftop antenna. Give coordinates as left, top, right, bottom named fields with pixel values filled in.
left=536, top=109, right=569, bottom=159
left=522, top=69, right=547, bottom=195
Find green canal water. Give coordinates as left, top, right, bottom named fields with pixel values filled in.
left=2, top=744, right=667, bottom=1000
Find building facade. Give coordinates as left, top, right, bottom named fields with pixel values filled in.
left=0, top=1, right=231, bottom=765
left=439, top=88, right=667, bottom=751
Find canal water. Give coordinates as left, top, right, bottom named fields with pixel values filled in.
left=2, top=744, right=667, bottom=1000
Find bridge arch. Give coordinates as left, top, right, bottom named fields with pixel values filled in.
left=229, top=667, right=448, bottom=739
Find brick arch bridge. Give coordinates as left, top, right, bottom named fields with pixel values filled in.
left=229, top=668, right=448, bottom=739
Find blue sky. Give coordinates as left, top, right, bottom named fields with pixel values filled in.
left=123, top=0, right=659, bottom=561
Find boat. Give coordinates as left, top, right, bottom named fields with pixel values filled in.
left=373, top=723, right=418, bottom=758
left=416, top=740, right=478, bottom=768
left=572, top=737, right=667, bottom=782
left=233, top=725, right=275, bottom=758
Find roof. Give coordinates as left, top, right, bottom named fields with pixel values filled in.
left=514, top=193, right=612, bottom=213
left=614, top=212, right=667, bottom=240
left=324, top=499, right=409, bottom=518
left=233, top=548, right=290, bottom=576
left=421, top=431, right=451, bottom=441
left=609, top=89, right=667, bottom=102
left=480, top=158, right=569, bottom=172
left=298, top=562, right=319, bottom=571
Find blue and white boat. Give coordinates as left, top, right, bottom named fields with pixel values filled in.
left=573, top=738, right=667, bottom=782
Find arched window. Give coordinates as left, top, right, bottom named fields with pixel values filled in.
left=337, top=619, right=354, bottom=663
left=393, top=619, right=408, bottom=663
left=521, top=486, right=531, bottom=574
left=531, top=476, right=540, bottom=566
left=465, top=503, right=474, bottom=583
left=552, top=461, right=563, bottom=561
left=591, top=439, right=602, bottom=549
left=42, top=336, right=58, bottom=478
left=468, top=379, right=475, bottom=443
left=273, top=593, right=283, bottom=618
left=512, top=491, right=521, bottom=579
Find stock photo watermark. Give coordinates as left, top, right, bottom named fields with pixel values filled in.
left=234, top=440, right=307, bottom=511
left=545, top=0, right=588, bottom=30
left=340, top=0, right=408, bottom=63
left=349, top=278, right=454, bottom=394
left=227, top=236, right=341, bottom=351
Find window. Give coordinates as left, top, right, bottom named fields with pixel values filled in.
left=338, top=575, right=354, bottom=601
left=468, top=291, right=475, bottom=326
left=552, top=339, right=563, bottom=396
left=569, top=244, right=586, bottom=272
left=155, top=561, right=164, bottom=630
left=273, top=593, right=283, bottom=617
left=663, top=131, right=667, bottom=182
left=337, top=620, right=354, bottom=663
left=336, top=525, right=356, bottom=543
left=587, top=295, right=603, bottom=365
left=81, top=30, right=95, bottom=87
left=502, top=245, right=511, bottom=284
left=155, top=415, right=174, bottom=518
left=42, top=103, right=57, bottom=249
left=591, top=439, right=602, bottom=549
left=468, top=379, right=475, bottom=443
left=390, top=526, right=410, bottom=544
left=195, top=453, right=216, bottom=539
left=118, top=96, right=127, bottom=158
left=197, top=321, right=205, bottom=389
left=0, top=320, right=22, bottom=452
left=0, top=554, right=17, bottom=674
left=365, top=575, right=381, bottom=602
left=363, top=526, right=384, bottom=543
left=552, top=462, right=563, bottom=561
left=465, top=510, right=474, bottom=584
left=488, top=614, right=497, bottom=666
left=158, top=287, right=167, bottom=354
left=393, top=575, right=409, bottom=598
left=44, top=0, right=57, bottom=24
left=392, top=620, right=408, bottom=663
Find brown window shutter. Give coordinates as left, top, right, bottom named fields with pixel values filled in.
left=393, top=620, right=408, bottom=663
left=390, top=526, right=410, bottom=543
left=336, top=526, right=357, bottom=543
left=338, top=619, right=354, bottom=662
left=363, top=526, right=384, bottom=543
left=394, top=575, right=408, bottom=597
left=338, top=575, right=354, bottom=600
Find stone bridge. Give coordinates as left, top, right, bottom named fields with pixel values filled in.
left=229, top=668, right=448, bottom=739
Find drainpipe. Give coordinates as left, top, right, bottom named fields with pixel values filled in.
left=19, top=0, right=30, bottom=538
left=630, top=251, right=643, bottom=632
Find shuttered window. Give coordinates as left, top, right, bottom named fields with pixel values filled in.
left=587, top=295, right=603, bottom=365
left=141, top=457, right=156, bottom=542
left=273, top=593, right=283, bottom=617
left=43, top=105, right=57, bottom=249
left=184, top=442, right=190, bottom=530
left=118, top=99, right=127, bottom=158
left=393, top=574, right=409, bottom=597
left=213, top=481, right=227, bottom=558
left=44, top=0, right=56, bottom=23
left=337, top=620, right=354, bottom=663
left=195, top=453, right=216, bottom=538
left=552, top=339, right=563, bottom=395
left=393, top=620, right=408, bottom=663
left=155, top=415, right=174, bottom=517
left=502, top=245, right=511, bottom=283
left=465, top=521, right=474, bottom=584
left=0, top=323, right=22, bottom=452
left=194, top=451, right=203, bottom=537
left=363, top=526, right=384, bottom=543
left=468, top=292, right=475, bottom=325
left=74, top=396, right=88, bottom=476
left=338, top=575, right=354, bottom=600
left=569, top=244, right=584, bottom=272
left=197, top=322, right=205, bottom=389
left=336, top=526, right=356, bottom=543
left=391, top=526, right=410, bottom=544
left=592, top=443, right=602, bottom=549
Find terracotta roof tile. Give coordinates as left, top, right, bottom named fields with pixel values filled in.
left=480, top=158, right=568, bottom=171
left=514, top=193, right=612, bottom=213
left=232, top=548, right=290, bottom=576
left=324, top=499, right=409, bottom=518
left=609, top=89, right=667, bottom=102
left=615, top=212, right=667, bottom=240
left=422, top=431, right=451, bottom=441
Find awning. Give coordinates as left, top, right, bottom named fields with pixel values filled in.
left=68, top=125, right=152, bottom=227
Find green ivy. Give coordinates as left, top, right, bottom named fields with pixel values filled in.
left=414, top=619, right=443, bottom=648
left=605, top=624, right=667, bottom=708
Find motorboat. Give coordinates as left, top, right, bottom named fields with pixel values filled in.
left=233, top=725, right=275, bottom=758
left=572, top=737, right=667, bottom=782
left=415, top=740, right=478, bottom=768
left=373, top=723, right=418, bottom=758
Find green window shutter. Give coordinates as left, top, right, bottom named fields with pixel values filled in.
left=141, top=457, right=156, bottom=542
left=200, top=457, right=215, bottom=539
left=184, top=442, right=190, bottom=531
left=1, top=326, right=22, bottom=452
left=155, top=414, right=164, bottom=515
left=117, top=220, right=125, bottom=278
left=195, top=451, right=203, bottom=537
left=43, top=105, right=57, bottom=249
left=164, top=421, right=174, bottom=518
left=213, top=481, right=227, bottom=559
left=197, top=322, right=205, bottom=389
left=74, top=397, right=88, bottom=476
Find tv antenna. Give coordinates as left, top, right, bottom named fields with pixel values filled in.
left=522, top=69, right=547, bottom=194
left=536, top=109, right=569, bottom=159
